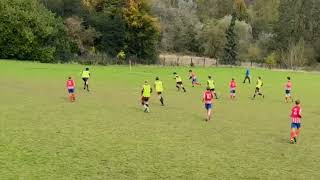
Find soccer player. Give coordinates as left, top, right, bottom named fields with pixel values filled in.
left=154, top=77, right=164, bottom=106
left=229, top=78, right=237, bottom=100
left=81, top=67, right=90, bottom=92
left=290, top=100, right=302, bottom=144
left=141, top=81, right=152, bottom=113
left=66, top=77, right=76, bottom=102
left=189, top=70, right=201, bottom=87
left=243, top=68, right=251, bottom=84
left=202, top=87, right=215, bottom=121
left=173, top=72, right=186, bottom=92
left=252, top=76, right=264, bottom=99
left=207, top=76, right=218, bottom=99
left=285, top=77, right=293, bottom=103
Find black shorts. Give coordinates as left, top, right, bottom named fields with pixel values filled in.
left=82, top=78, right=89, bottom=82
left=285, top=90, right=291, bottom=94
left=255, top=87, right=260, bottom=92
left=210, top=88, right=215, bottom=91
left=157, top=92, right=162, bottom=95
left=176, top=82, right=183, bottom=85
left=230, top=90, right=236, bottom=94
left=142, top=97, right=149, bottom=102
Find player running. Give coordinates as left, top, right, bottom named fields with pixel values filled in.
left=207, top=76, right=218, bottom=99
left=202, top=87, right=215, bottom=121
left=285, top=77, right=293, bottom=103
left=173, top=72, right=186, bottom=92
left=229, top=78, right=237, bottom=100
left=154, top=77, right=164, bottom=106
left=252, top=76, right=264, bottom=99
left=66, top=77, right=76, bottom=102
left=290, top=100, right=302, bottom=144
left=81, top=67, right=90, bottom=92
left=189, top=70, right=201, bottom=87
left=141, top=81, right=152, bottom=113
left=243, top=68, right=251, bottom=84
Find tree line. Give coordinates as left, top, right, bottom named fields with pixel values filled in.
left=0, top=0, right=320, bottom=67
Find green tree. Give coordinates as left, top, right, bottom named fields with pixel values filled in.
left=222, top=12, right=238, bottom=65
left=0, top=0, right=72, bottom=62
left=124, top=0, right=160, bottom=64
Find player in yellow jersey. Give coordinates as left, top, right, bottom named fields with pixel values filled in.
left=207, top=76, right=219, bottom=99
left=252, top=76, right=265, bottom=99
left=81, top=67, right=90, bottom=92
left=173, top=72, right=186, bottom=92
left=154, top=77, right=164, bottom=106
left=141, top=81, right=152, bottom=112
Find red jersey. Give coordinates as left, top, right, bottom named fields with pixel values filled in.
left=291, top=105, right=302, bottom=123
left=230, top=80, right=237, bottom=89
left=67, top=79, right=75, bottom=89
left=286, top=81, right=292, bottom=90
left=203, top=91, right=214, bottom=104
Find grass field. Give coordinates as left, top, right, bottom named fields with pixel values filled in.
left=1, top=60, right=320, bottom=180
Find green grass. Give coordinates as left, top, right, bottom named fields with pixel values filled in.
left=0, top=60, right=320, bottom=180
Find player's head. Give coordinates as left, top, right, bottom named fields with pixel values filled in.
left=287, top=77, right=291, bottom=80
left=189, top=70, right=192, bottom=72
left=208, top=76, right=212, bottom=79
left=295, top=100, right=300, bottom=105
left=85, top=67, right=89, bottom=71
left=144, top=80, right=148, bottom=84
left=155, top=77, right=159, bottom=80
left=173, top=72, right=177, bottom=75
left=232, top=78, right=235, bottom=81
left=258, top=76, right=261, bottom=79
left=68, top=76, right=72, bottom=79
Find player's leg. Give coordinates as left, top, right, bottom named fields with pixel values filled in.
left=158, top=92, right=164, bottom=106
left=144, top=98, right=150, bottom=112
left=290, top=128, right=296, bottom=144
left=195, top=79, right=201, bottom=86
left=214, top=91, right=218, bottom=99
left=258, top=90, right=264, bottom=98
left=176, top=83, right=180, bottom=91
left=290, top=123, right=298, bottom=144
left=72, top=93, right=76, bottom=101
left=232, top=90, right=236, bottom=100
left=86, top=79, right=89, bottom=91
left=68, top=89, right=72, bottom=102
left=253, top=88, right=258, bottom=99
left=82, top=78, right=86, bottom=90
left=207, top=107, right=212, bottom=121
left=181, top=83, right=186, bottom=92
left=296, top=127, right=301, bottom=138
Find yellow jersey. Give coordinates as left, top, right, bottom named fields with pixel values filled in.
left=154, top=80, right=163, bottom=92
left=142, top=84, right=151, bottom=97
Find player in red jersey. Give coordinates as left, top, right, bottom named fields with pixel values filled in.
left=66, top=77, right=76, bottom=102
left=290, top=100, right=302, bottom=144
left=189, top=70, right=201, bottom=87
left=285, top=77, right=293, bottom=103
left=202, top=87, right=215, bottom=121
left=229, top=78, right=237, bottom=100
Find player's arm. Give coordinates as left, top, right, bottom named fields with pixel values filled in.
left=298, top=109, right=302, bottom=118
left=150, top=88, right=153, bottom=94
left=141, top=88, right=144, bottom=96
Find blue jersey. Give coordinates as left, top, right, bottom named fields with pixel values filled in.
left=246, top=69, right=250, bottom=76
